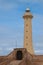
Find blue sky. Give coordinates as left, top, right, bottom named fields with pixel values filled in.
left=0, top=0, right=43, bottom=55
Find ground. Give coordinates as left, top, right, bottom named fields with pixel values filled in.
left=0, top=48, right=43, bottom=65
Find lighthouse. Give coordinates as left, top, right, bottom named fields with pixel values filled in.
left=23, top=8, right=34, bottom=54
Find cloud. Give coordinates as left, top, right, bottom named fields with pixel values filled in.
left=35, top=50, right=43, bottom=54
left=6, top=48, right=14, bottom=51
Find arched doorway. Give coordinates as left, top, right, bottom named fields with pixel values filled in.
left=16, top=50, right=23, bottom=60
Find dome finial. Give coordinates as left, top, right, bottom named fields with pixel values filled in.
left=26, top=8, right=30, bottom=12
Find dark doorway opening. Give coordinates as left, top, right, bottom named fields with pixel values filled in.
left=16, top=51, right=23, bottom=60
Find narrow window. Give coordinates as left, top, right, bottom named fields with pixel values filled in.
left=26, top=36, right=28, bottom=39
left=26, top=43, right=28, bottom=45
left=26, top=30, right=28, bottom=32
left=26, top=24, right=28, bottom=26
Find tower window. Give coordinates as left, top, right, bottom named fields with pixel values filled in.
left=26, top=30, right=28, bottom=32
left=26, top=43, right=28, bottom=45
left=26, top=36, right=28, bottom=39
left=16, top=51, right=23, bottom=60
left=26, top=24, right=28, bottom=26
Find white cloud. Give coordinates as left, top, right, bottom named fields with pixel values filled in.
left=6, top=48, right=14, bottom=51
left=35, top=50, right=43, bottom=53
left=35, top=50, right=43, bottom=55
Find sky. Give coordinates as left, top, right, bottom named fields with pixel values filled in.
left=0, top=0, right=43, bottom=55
